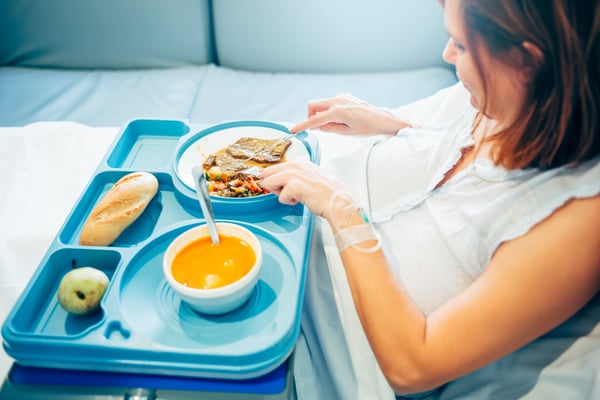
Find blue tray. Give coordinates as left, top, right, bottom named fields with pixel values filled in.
left=1, top=119, right=319, bottom=380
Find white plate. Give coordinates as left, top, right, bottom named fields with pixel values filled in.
left=177, top=125, right=310, bottom=191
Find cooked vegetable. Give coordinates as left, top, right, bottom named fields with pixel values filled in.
left=206, top=173, right=268, bottom=197
left=201, top=136, right=291, bottom=198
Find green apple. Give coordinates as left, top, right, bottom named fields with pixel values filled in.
left=57, top=266, right=110, bottom=315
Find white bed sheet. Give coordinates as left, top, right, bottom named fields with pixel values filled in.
left=0, top=122, right=118, bottom=379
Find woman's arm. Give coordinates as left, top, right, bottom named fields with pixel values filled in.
left=335, top=194, right=600, bottom=394
left=289, top=93, right=411, bottom=136
left=260, top=160, right=600, bottom=394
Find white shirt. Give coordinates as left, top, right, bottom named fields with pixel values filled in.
left=293, top=83, right=600, bottom=400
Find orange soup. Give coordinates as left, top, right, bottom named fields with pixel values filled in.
left=171, top=234, right=256, bottom=289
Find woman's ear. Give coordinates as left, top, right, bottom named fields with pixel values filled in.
left=518, top=41, right=544, bottom=82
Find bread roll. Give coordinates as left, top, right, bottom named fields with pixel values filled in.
left=79, top=172, right=159, bottom=246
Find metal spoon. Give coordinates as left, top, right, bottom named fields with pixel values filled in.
left=192, top=166, right=220, bottom=244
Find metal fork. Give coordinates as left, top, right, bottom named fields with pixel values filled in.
left=240, top=131, right=304, bottom=175
left=241, top=134, right=296, bottom=163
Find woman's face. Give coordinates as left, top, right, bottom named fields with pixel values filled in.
left=441, top=0, right=527, bottom=124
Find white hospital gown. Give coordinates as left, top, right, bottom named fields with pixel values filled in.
left=293, top=84, right=600, bottom=400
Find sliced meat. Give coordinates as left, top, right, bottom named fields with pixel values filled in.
left=202, top=152, right=248, bottom=181
left=226, top=137, right=292, bottom=163
left=201, top=136, right=292, bottom=198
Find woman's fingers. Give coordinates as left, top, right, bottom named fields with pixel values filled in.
left=258, top=159, right=296, bottom=179
left=290, top=110, right=338, bottom=133
left=289, top=119, right=314, bottom=134
left=291, top=93, right=378, bottom=134
left=259, top=159, right=351, bottom=218
left=290, top=94, right=360, bottom=133
left=260, top=166, right=305, bottom=206
left=275, top=180, right=301, bottom=206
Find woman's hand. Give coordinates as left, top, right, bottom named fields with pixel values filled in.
left=259, top=159, right=351, bottom=220
left=289, top=93, right=411, bottom=136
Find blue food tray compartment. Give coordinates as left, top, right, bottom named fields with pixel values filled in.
left=1, top=119, right=320, bottom=381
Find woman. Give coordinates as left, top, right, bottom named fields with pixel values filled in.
left=260, top=0, right=600, bottom=399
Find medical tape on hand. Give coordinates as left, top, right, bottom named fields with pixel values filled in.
left=329, top=191, right=381, bottom=253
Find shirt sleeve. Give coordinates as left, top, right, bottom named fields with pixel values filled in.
left=390, top=82, right=470, bottom=128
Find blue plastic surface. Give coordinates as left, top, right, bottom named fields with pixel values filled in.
left=9, top=361, right=288, bottom=394
left=1, top=119, right=319, bottom=381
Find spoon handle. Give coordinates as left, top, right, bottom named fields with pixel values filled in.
left=192, top=166, right=220, bottom=244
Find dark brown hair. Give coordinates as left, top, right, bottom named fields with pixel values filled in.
left=446, top=0, right=599, bottom=169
